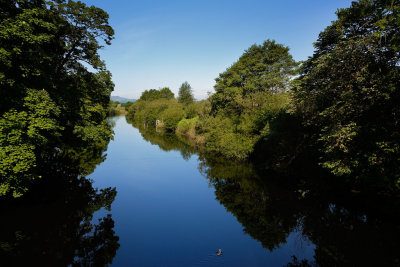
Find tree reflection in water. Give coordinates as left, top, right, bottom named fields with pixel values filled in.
left=137, top=125, right=400, bottom=266
left=0, top=123, right=119, bottom=266
left=135, top=123, right=197, bottom=161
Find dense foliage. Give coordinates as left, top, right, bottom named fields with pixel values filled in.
left=211, top=40, right=298, bottom=114
left=196, top=40, right=298, bottom=159
left=127, top=85, right=205, bottom=132
left=293, top=0, right=400, bottom=190
left=138, top=87, right=174, bottom=101
left=0, top=0, right=114, bottom=197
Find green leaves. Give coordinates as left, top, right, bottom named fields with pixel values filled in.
left=294, top=0, right=400, bottom=189
left=200, top=40, right=297, bottom=160
left=160, top=106, right=185, bottom=131
left=212, top=40, right=298, bottom=115
left=138, top=88, right=175, bottom=101
left=0, top=1, right=114, bottom=197
left=0, top=89, right=61, bottom=197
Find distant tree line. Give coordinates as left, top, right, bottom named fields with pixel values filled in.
left=126, top=84, right=206, bottom=136
left=128, top=0, right=400, bottom=192
left=108, top=100, right=134, bottom=116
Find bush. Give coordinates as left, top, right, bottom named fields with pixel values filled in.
left=176, top=117, right=200, bottom=138
left=160, top=106, right=185, bottom=131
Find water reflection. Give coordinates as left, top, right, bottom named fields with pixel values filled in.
left=134, top=124, right=400, bottom=266
left=0, top=120, right=119, bottom=266
left=136, top=125, right=197, bottom=161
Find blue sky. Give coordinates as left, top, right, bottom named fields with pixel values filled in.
left=84, top=0, right=354, bottom=100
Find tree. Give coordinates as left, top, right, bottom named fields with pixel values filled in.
left=211, top=40, right=298, bottom=116
left=178, top=81, right=194, bottom=105
left=0, top=0, right=114, bottom=197
left=139, top=87, right=174, bottom=101
left=159, top=87, right=175, bottom=99
left=293, top=0, right=400, bottom=189
left=203, top=40, right=298, bottom=159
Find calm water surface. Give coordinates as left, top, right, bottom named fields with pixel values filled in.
left=2, top=116, right=399, bottom=266
left=90, top=117, right=315, bottom=266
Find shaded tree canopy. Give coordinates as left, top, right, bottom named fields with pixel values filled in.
left=293, top=0, right=400, bottom=189
left=0, top=0, right=114, bottom=197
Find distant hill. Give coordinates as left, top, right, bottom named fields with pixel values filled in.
left=110, top=96, right=136, bottom=103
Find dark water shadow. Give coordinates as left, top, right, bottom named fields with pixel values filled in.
left=0, top=119, right=120, bottom=266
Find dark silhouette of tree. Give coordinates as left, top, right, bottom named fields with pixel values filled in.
left=0, top=130, right=119, bottom=266
left=293, top=0, right=400, bottom=190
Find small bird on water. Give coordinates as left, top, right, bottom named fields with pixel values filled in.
left=217, top=249, right=222, bottom=256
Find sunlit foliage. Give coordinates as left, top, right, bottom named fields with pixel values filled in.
left=0, top=0, right=114, bottom=196
left=202, top=40, right=298, bottom=159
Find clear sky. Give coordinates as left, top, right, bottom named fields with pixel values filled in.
left=83, top=0, right=354, bottom=100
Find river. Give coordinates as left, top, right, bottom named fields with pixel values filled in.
left=2, top=116, right=399, bottom=266
left=90, top=116, right=315, bottom=266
